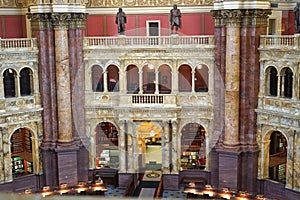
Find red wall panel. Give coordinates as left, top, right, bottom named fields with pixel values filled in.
left=180, top=14, right=202, bottom=35
left=106, top=15, right=117, bottom=36
left=3, top=16, right=25, bottom=38
left=86, top=16, right=104, bottom=36
left=138, top=14, right=169, bottom=36
left=288, top=10, right=295, bottom=34
left=87, top=13, right=214, bottom=37
left=204, top=13, right=214, bottom=35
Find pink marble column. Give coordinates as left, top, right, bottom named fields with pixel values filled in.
left=30, top=17, right=58, bottom=147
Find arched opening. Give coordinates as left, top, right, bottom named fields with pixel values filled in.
left=3, top=68, right=17, bottom=98
left=281, top=67, right=293, bottom=98
left=142, top=64, right=155, bottom=94
left=95, top=122, right=119, bottom=169
left=20, top=67, right=33, bottom=96
left=126, top=65, right=139, bottom=94
left=137, top=122, right=162, bottom=171
left=10, top=128, right=33, bottom=178
left=107, top=65, right=119, bottom=92
left=180, top=123, right=206, bottom=170
left=178, top=65, right=192, bottom=92
left=92, top=65, right=104, bottom=92
left=195, top=64, right=209, bottom=92
left=268, top=131, right=287, bottom=184
left=158, top=64, right=172, bottom=94
left=266, top=66, right=278, bottom=96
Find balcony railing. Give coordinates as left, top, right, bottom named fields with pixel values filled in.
left=259, top=35, right=300, bottom=49
left=132, top=95, right=164, bottom=104
left=0, top=38, right=37, bottom=51
left=84, top=35, right=214, bottom=49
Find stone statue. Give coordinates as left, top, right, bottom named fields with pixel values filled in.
left=170, top=4, right=181, bottom=34
left=115, top=8, right=127, bottom=35
left=294, top=2, right=300, bottom=33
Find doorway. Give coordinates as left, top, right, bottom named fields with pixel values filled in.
left=137, top=122, right=162, bottom=171
left=147, top=21, right=160, bottom=45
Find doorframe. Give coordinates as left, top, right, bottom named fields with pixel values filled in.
left=146, top=20, right=161, bottom=36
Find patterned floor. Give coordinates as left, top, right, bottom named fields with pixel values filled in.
left=104, top=184, right=187, bottom=199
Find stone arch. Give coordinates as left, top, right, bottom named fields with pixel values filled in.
left=9, top=126, right=40, bottom=178
left=262, top=129, right=288, bottom=184
left=136, top=121, right=163, bottom=171
left=93, top=121, right=120, bottom=169
left=180, top=122, right=207, bottom=170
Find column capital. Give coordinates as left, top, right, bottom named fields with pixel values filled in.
left=27, top=13, right=53, bottom=30
left=211, top=9, right=272, bottom=27
left=241, top=9, right=272, bottom=27
left=52, top=13, right=72, bottom=29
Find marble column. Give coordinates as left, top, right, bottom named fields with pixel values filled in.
left=171, top=121, right=179, bottom=173
left=155, top=71, right=159, bottom=94
left=223, top=10, right=241, bottom=147
left=162, top=122, right=169, bottom=171
left=53, top=15, right=73, bottom=143
left=172, top=63, right=179, bottom=94
left=118, top=120, right=126, bottom=173
left=103, top=71, right=108, bottom=92
left=191, top=69, right=195, bottom=93
left=0, top=127, right=4, bottom=183
left=28, top=13, right=57, bottom=147
left=139, top=71, right=143, bottom=94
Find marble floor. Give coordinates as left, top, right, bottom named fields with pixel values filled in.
left=104, top=184, right=187, bottom=199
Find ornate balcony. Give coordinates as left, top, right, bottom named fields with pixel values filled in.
left=259, top=35, right=300, bottom=49
left=83, top=35, right=214, bottom=49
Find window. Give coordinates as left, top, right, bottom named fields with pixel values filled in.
left=107, top=65, right=119, bottom=92
left=178, top=65, right=192, bottom=92
left=195, top=65, right=209, bottom=92
left=281, top=68, right=293, bottom=98
left=126, top=65, right=139, bottom=94
left=20, top=68, right=33, bottom=96
left=91, top=65, right=103, bottom=92
left=268, top=66, right=278, bottom=96
left=3, top=68, right=16, bottom=98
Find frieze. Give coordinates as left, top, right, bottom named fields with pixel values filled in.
left=0, top=52, right=38, bottom=61
left=89, top=0, right=213, bottom=7
left=10, top=0, right=213, bottom=8
left=0, top=109, right=43, bottom=126
left=256, top=111, right=300, bottom=129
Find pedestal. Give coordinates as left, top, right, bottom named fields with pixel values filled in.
left=163, top=174, right=179, bottom=190
left=56, top=146, right=79, bottom=186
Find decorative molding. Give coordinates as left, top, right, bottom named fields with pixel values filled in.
left=211, top=8, right=271, bottom=27
left=27, top=12, right=87, bottom=30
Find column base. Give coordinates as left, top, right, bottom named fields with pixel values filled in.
left=56, top=145, right=79, bottom=186
left=216, top=146, right=259, bottom=193
left=163, top=174, right=180, bottom=190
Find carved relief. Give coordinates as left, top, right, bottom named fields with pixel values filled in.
left=13, top=0, right=212, bottom=8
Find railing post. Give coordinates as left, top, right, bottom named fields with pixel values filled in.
left=295, top=34, right=300, bottom=49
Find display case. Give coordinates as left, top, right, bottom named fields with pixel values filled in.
left=12, top=156, right=25, bottom=177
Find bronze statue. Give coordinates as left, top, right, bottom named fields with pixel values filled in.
left=116, top=8, right=127, bottom=35
left=294, top=2, right=300, bottom=33
left=170, top=4, right=182, bottom=34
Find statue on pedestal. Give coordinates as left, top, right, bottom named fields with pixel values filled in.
left=116, top=8, right=127, bottom=35
left=170, top=4, right=182, bottom=34
left=294, top=2, right=300, bottom=33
